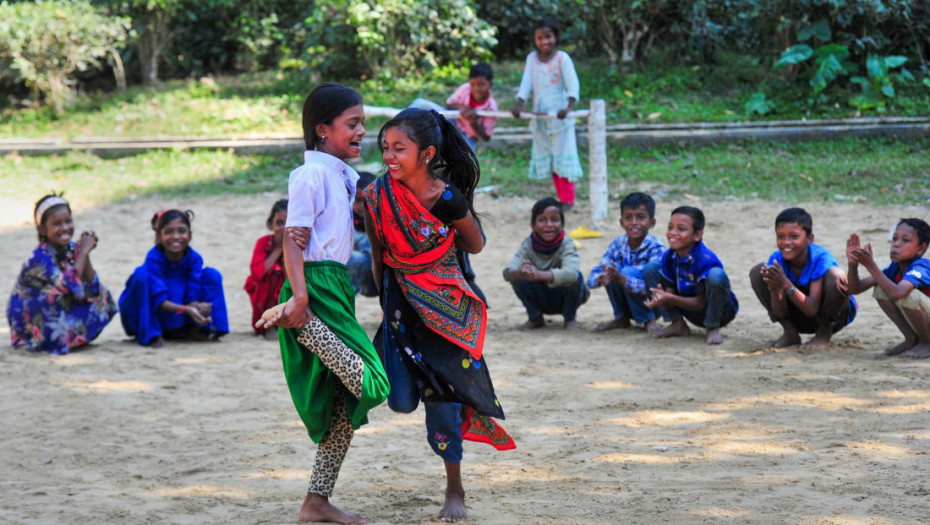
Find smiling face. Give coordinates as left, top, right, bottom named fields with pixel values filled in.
left=666, top=213, right=702, bottom=256
left=469, top=76, right=492, bottom=103
left=534, top=27, right=557, bottom=57
left=39, top=206, right=74, bottom=251
left=620, top=205, right=655, bottom=248
left=532, top=205, right=563, bottom=242
left=775, top=221, right=813, bottom=267
left=158, top=218, right=191, bottom=261
left=381, top=126, right=434, bottom=183
left=890, top=223, right=928, bottom=263
left=316, top=104, right=366, bottom=160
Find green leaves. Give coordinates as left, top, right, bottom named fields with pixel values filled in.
left=773, top=45, right=813, bottom=70
left=744, top=92, right=776, bottom=116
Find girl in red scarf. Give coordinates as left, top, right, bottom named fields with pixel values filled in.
left=364, top=107, right=514, bottom=523
left=244, top=199, right=287, bottom=339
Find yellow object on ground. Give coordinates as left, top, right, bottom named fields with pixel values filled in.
left=569, top=226, right=602, bottom=239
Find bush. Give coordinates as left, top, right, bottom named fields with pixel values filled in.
left=0, top=0, right=130, bottom=114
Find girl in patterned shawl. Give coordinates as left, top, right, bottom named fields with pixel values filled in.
left=7, top=194, right=118, bottom=354
left=364, top=107, right=515, bottom=523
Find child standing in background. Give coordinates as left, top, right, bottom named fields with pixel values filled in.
left=847, top=219, right=930, bottom=358
left=512, top=17, right=583, bottom=211
left=588, top=192, right=665, bottom=332
left=411, top=63, right=498, bottom=153
left=245, top=199, right=288, bottom=339
left=504, top=197, right=589, bottom=330
left=644, top=206, right=739, bottom=345
left=119, top=209, right=229, bottom=347
left=7, top=194, right=118, bottom=354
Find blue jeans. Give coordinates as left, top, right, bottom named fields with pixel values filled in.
left=643, top=261, right=736, bottom=328
left=510, top=271, right=589, bottom=322
left=604, top=266, right=655, bottom=324
left=383, top=326, right=464, bottom=462
left=348, top=232, right=377, bottom=297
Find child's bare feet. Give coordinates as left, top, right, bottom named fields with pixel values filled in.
left=149, top=336, right=166, bottom=348
left=260, top=303, right=287, bottom=324
left=651, top=319, right=689, bottom=339
left=899, top=343, right=930, bottom=359
left=519, top=317, right=544, bottom=332
left=439, top=487, right=466, bottom=522
left=800, top=326, right=833, bottom=349
left=564, top=319, right=582, bottom=330
left=884, top=338, right=917, bottom=356
left=595, top=316, right=631, bottom=332
left=645, top=319, right=663, bottom=337
left=771, top=331, right=801, bottom=348
left=299, top=492, right=365, bottom=524
left=705, top=327, right=724, bottom=345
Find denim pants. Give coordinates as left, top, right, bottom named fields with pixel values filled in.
left=348, top=232, right=377, bottom=297
left=604, top=266, right=655, bottom=324
left=383, top=323, right=464, bottom=463
left=643, top=261, right=736, bottom=328
left=510, top=271, right=588, bottom=322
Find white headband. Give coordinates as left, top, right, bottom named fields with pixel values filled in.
left=35, top=196, right=69, bottom=225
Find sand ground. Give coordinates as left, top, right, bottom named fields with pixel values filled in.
left=2, top=191, right=929, bottom=525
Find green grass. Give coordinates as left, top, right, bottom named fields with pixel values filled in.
left=3, top=54, right=930, bottom=139
left=4, top=137, right=927, bottom=211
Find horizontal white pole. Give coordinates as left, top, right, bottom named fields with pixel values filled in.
left=363, top=105, right=590, bottom=120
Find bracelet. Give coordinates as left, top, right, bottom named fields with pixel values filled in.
left=785, top=286, right=797, bottom=298
left=176, top=305, right=187, bottom=316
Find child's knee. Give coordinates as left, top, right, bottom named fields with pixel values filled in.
left=620, top=265, right=643, bottom=279
left=202, top=267, right=223, bottom=288
left=705, top=267, right=730, bottom=288
left=898, top=288, right=930, bottom=315
left=748, top=262, right=765, bottom=286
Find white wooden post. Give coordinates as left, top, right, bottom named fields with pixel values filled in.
left=588, top=99, right=608, bottom=225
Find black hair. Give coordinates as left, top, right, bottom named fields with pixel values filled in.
left=531, top=197, right=564, bottom=226
left=378, top=107, right=481, bottom=224
left=535, top=17, right=560, bottom=44
left=620, top=192, right=656, bottom=218
left=671, top=205, right=705, bottom=232
left=151, top=209, right=194, bottom=245
left=265, top=199, right=288, bottom=230
left=34, top=193, right=71, bottom=242
left=898, top=218, right=930, bottom=246
left=469, top=63, right=493, bottom=82
left=356, top=171, right=377, bottom=192
left=775, top=207, right=813, bottom=236
left=301, top=82, right=363, bottom=151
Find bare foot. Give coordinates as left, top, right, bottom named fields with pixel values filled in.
left=261, top=303, right=287, bottom=323
left=651, top=319, right=690, bottom=339
left=564, top=319, right=582, bottom=330
left=800, top=332, right=833, bottom=350
left=595, top=317, right=631, bottom=332
left=899, top=343, right=930, bottom=359
left=519, top=317, right=545, bottom=332
left=705, top=327, right=724, bottom=345
left=148, top=336, right=166, bottom=348
left=438, top=487, right=466, bottom=522
left=299, top=492, right=365, bottom=524
left=261, top=328, right=278, bottom=341
left=884, top=338, right=917, bottom=356
left=771, top=331, right=801, bottom=348
left=645, top=319, right=663, bottom=337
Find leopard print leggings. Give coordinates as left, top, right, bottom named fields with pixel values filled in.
left=297, top=317, right=365, bottom=497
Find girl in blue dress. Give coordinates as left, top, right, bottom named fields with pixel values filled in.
left=119, top=209, right=228, bottom=347
left=7, top=194, right=118, bottom=354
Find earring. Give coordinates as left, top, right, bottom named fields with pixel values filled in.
left=425, top=157, right=430, bottom=164
left=319, top=136, right=327, bottom=145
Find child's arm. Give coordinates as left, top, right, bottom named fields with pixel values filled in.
left=74, top=231, right=97, bottom=283
left=558, top=52, right=581, bottom=119
left=452, top=213, right=485, bottom=254
left=763, top=260, right=824, bottom=318
left=852, top=242, right=915, bottom=300
left=845, top=232, right=875, bottom=294
left=645, top=285, right=707, bottom=312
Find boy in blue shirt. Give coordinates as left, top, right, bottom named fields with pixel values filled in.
left=847, top=218, right=930, bottom=358
left=644, top=206, right=738, bottom=345
left=749, top=208, right=856, bottom=349
left=587, top=192, right=665, bottom=331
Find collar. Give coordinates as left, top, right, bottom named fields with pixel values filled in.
left=304, top=150, right=360, bottom=194
left=673, top=240, right=703, bottom=263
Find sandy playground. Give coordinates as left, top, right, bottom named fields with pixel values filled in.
left=1, top=189, right=929, bottom=525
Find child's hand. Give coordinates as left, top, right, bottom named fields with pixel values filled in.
left=601, top=264, right=621, bottom=284
left=851, top=243, right=875, bottom=267
left=187, top=307, right=211, bottom=326
left=511, top=100, right=524, bottom=119
left=645, top=285, right=672, bottom=308
left=557, top=108, right=571, bottom=119
left=762, top=261, right=791, bottom=294
left=273, top=225, right=286, bottom=247
left=189, top=301, right=212, bottom=317
left=460, top=106, right=478, bottom=123
left=846, top=233, right=861, bottom=264
left=521, top=259, right=542, bottom=281
left=78, top=231, right=98, bottom=253
left=287, top=227, right=310, bottom=250
left=277, top=296, right=315, bottom=329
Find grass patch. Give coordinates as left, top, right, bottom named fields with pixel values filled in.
left=4, top=136, right=927, bottom=212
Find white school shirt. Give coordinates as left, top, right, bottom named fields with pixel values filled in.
left=285, top=150, right=359, bottom=264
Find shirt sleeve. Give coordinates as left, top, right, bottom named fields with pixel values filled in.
left=144, top=250, right=169, bottom=307
left=184, top=250, right=205, bottom=303
left=560, top=51, right=581, bottom=101
left=506, top=237, right=532, bottom=272
left=588, top=237, right=622, bottom=288
left=549, top=241, right=580, bottom=287
left=445, top=83, right=470, bottom=106
left=286, top=167, right=325, bottom=228
left=902, top=259, right=930, bottom=290
left=515, top=54, right=534, bottom=102
left=429, top=184, right=469, bottom=223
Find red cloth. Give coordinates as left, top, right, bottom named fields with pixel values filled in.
left=365, top=175, right=487, bottom=359
left=461, top=407, right=516, bottom=450
left=244, top=235, right=285, bottom=334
